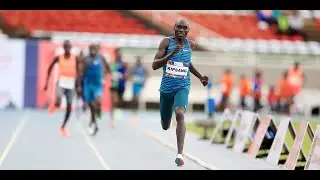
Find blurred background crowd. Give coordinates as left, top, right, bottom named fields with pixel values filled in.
left=0, top=10, right=320, bottom=118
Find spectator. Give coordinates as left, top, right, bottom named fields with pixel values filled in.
left=272, top=10, right=281, bottom=20
left=277, top=71, right=289, bottom=113
left=238, top=74, right=251, bottom=110
left=218, top=69, right=234, bottom=111
left=287, top=62, right=305, bottom=97
left=288, top=10, right=308, bottom=40
left=276, top=11, right=290, bottom=37
left=267, top=86, right=277, bottom=112
left=252, top=69, right=263, bottom=112
left=206, top=81, right=215, bottom=120
left=257, top=10, right=278, bottom=26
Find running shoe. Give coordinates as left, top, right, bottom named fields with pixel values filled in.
left=48, top=103, right=56, bottom=114
left=60, top=127, right=70, bottom=137
left=175, top=154, right=184, bottom=167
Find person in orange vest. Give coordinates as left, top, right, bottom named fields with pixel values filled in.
left=219, top=69, right=234, bottom=111
left=277, top=70, right=294, bottom=114
left=268, top=85, right=278, bottom=112
left=44, top=40, right=81, bottom=137
left=287, top=62, right=305, bottom=97
left=238, top=74, right=251, bottom=110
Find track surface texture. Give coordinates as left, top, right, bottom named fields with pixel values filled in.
left=0, top=109, right=281, bottom=170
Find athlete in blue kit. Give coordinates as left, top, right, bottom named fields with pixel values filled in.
left=152, top=19, right=208, bottom=166
left=81, top=44, right=110, bottom=136
left=130, top=56, right=148, bottom=118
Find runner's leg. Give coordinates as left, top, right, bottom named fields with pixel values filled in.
left=90, top=85, right=103, bottom=135
left=60, top=88, right=73, bottom=136
left=110, top=89, right=119, bottom=128
left=49, top=85, right=62, bottom=114
left=160, top=92, right=174, bottom=130
left=61, top=88, right=73, bottom=129
left=173, top=88, right=189, bottom=166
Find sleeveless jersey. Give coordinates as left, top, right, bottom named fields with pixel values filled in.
left=132, top=66, right=146, bottom=86
left=159, top=36, right=192, bottom=93
left=83, top=54, right=103, bottom=86
left=58, top=54, right=77, bottom=89
left=110, top=60, right=126, bottom=89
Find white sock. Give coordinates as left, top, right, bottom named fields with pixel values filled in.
left=176, top=154, right=183, bottom=159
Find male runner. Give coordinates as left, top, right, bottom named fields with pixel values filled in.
left=81, top=44, right=110, bottom=136
left=110, top=48, right=128, bottom=127
left=152, top=19, right=208, bottom=166
left=80, top=45, right=110, bottom=115
left=130, top=56, right=148, bottom=118
left=95, top=43, right=111, bottom=119
left=44, top=40, right=80, bottom=137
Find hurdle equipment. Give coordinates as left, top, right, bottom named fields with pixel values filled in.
left=283, top=120, right=314, bottom=170
left=210, top=108, right=234, bottom=144
left=266, top=117, right=291, bottom=165
left=305, top=125, right=320, bottom=170
left=224, top=110, right=242, bottom=148
left=233, top=110, right=258, bottom=153
left=247, top=115, right=272, bottom=158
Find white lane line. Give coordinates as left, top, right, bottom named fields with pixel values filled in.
left=76, top=121, right=111, bottom=170
left=0, top=114, right=28, bottom=168
left=144, top=131, right=220, bottom=170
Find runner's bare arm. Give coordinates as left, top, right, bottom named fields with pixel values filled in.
left=189, top=40, right=208, bottom=85
left=189, top=40, right=203, bottom=79
left=44, top=56, right=59, bottom=90
left=101, top=55, right=111, bottom=74
left=79, top=57, right=89, bottom=77
left=152, top=38, right=172, bottom=70
left=189, top=63, right=203, bottom=79
left=189, top=40, right=196, bottom=51
left=124, top=62, right=130, bottom=80
left=75, top=57, right=81, bottom=89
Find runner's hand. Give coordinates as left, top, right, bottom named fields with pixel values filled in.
left=170, top=45, right=181, bottom=56
left=200, top=76, right=209, bottom=86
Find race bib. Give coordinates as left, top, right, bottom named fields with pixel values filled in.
left=165, top=61, right=188, bottom=78
left=133, top=75, right=144, bottom=83
left=59, top=76, right=75, bottom=89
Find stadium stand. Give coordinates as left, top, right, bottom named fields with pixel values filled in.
left=137, top=10, right=320, bottom=55
left=3, top=10, right=320, bottom=54
left=0, top=10, right=159, bottom=35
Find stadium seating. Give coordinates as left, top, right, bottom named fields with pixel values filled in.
left=0, top=10, right=159, bottom=35
left=196, top=37, right=320, bottom=55
left=138, top=10, right=320, bottom=55
left=146, top=11, right=303, bottom=41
